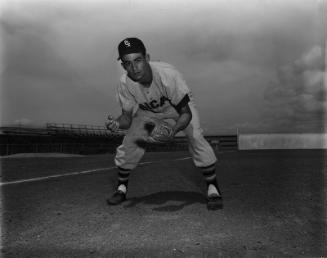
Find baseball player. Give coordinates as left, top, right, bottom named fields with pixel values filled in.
left=106, top=37, right=223, bottom=210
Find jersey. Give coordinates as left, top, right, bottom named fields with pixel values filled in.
left=114, top=61, right=217, bottom=169
left=116, top=61, right=193, bottom=116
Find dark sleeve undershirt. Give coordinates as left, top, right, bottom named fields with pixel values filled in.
left=174, top=94, right=190, bottom=113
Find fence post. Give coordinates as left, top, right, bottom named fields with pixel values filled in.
left=236, top=128, right=239, bottom=150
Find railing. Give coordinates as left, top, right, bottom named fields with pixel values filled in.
left=0, top=135, right=238, bottom=156
left=46, top=123, right=125, bottom=137
left=0, top=143, right=119, bottom=156
left=0, top=126, right=49, bottom=136
left=214, top=135, right=238, bottom=150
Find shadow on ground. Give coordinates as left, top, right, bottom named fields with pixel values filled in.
left=124, top=191, right=206, bottom=211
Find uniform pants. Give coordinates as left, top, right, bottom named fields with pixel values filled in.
left=115, top=104, right=217, bottom=170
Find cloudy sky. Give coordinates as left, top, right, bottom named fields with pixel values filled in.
left=1, top=0, right=327, bottom=134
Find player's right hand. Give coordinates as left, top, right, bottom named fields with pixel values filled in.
left=105, top=115, right=120, bottom=132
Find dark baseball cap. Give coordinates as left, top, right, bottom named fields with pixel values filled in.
left=117, top=37, right=146, bottom=60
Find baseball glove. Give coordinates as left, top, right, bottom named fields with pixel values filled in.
left=145, top=119, right=174, bottom=144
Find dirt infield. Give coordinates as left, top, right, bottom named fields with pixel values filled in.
left=1, top=150, right=327, bottom=257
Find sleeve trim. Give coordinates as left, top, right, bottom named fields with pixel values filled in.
left=174, top=94, right=190, bottom=113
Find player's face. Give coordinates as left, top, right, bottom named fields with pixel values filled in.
left=121, top=53, right=151, bottom=84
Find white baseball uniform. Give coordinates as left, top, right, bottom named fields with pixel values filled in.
left=114, top=61, right=217, bottom=170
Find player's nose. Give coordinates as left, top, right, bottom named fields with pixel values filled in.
left=131, top=62, right=138, bottom=72
left=128, top=61, right=136, bottom=70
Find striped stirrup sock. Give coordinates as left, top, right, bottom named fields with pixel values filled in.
left=117, top=167, right=131, bottom=193
left=200, top=164, right=222, bottom=196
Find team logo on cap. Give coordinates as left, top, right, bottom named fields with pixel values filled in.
left=124, top=40, right=131, bottom=47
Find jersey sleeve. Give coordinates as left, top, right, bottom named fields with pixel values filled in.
left=164, top=69, right=191, bottom=109
left=116, top=81, right=136, bottom=112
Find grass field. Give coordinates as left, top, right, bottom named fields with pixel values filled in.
left=1, top=150, right=327, bottom=257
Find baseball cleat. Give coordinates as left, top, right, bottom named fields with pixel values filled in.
left=107, top=190, right=126, bottom=205
left=207, top=194, right=223, bottom=210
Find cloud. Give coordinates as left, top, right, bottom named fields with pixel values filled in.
left=302, top=70, right=324, bottom=96
left=262, top=44, right=326, bottom=133
left=1, top=0, right=325, bottom=134
left=1, top=1, right=121, bottom=126
left=151, top=0, right=320, bottom=68
left=296, top=45, right=324, bottom=70
left=13, top=118, right=33, bottom=126
left=226, top=121, right=271, bottom=134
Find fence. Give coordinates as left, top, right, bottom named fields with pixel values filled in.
left=206, top=135, right=238, bottom=151
left=46, top=123, right=124, bottom=137
left=0, top=135, right=238, bottom=156
left=0, top=143, right=119, bottom=156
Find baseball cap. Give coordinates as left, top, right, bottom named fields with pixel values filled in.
left=117, top=37, right=146, bottom=60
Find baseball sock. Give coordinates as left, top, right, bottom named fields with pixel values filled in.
left=201, top=164, right=222, bottom=197
left=117, top=167, right=131, bottom=194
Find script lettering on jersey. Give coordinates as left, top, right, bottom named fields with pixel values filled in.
left=139, top=96, right=170, bottom=111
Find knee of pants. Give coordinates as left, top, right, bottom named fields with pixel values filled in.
left=187, top=135, right=217, bottom=167
left=115, top=133, right=145, bottom=169
left=115, top=143, right=145, bottom=170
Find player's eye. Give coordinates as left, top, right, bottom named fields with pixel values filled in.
left=135, top=58, right=143, bottom=63
left=123, top=58, right=144, bottom=69
left=123, top=61, right=132, bottom=68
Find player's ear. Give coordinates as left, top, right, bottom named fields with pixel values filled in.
left=120, top=62, right=127, bottom=71
left=145, top=53, right=150, bottom=62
